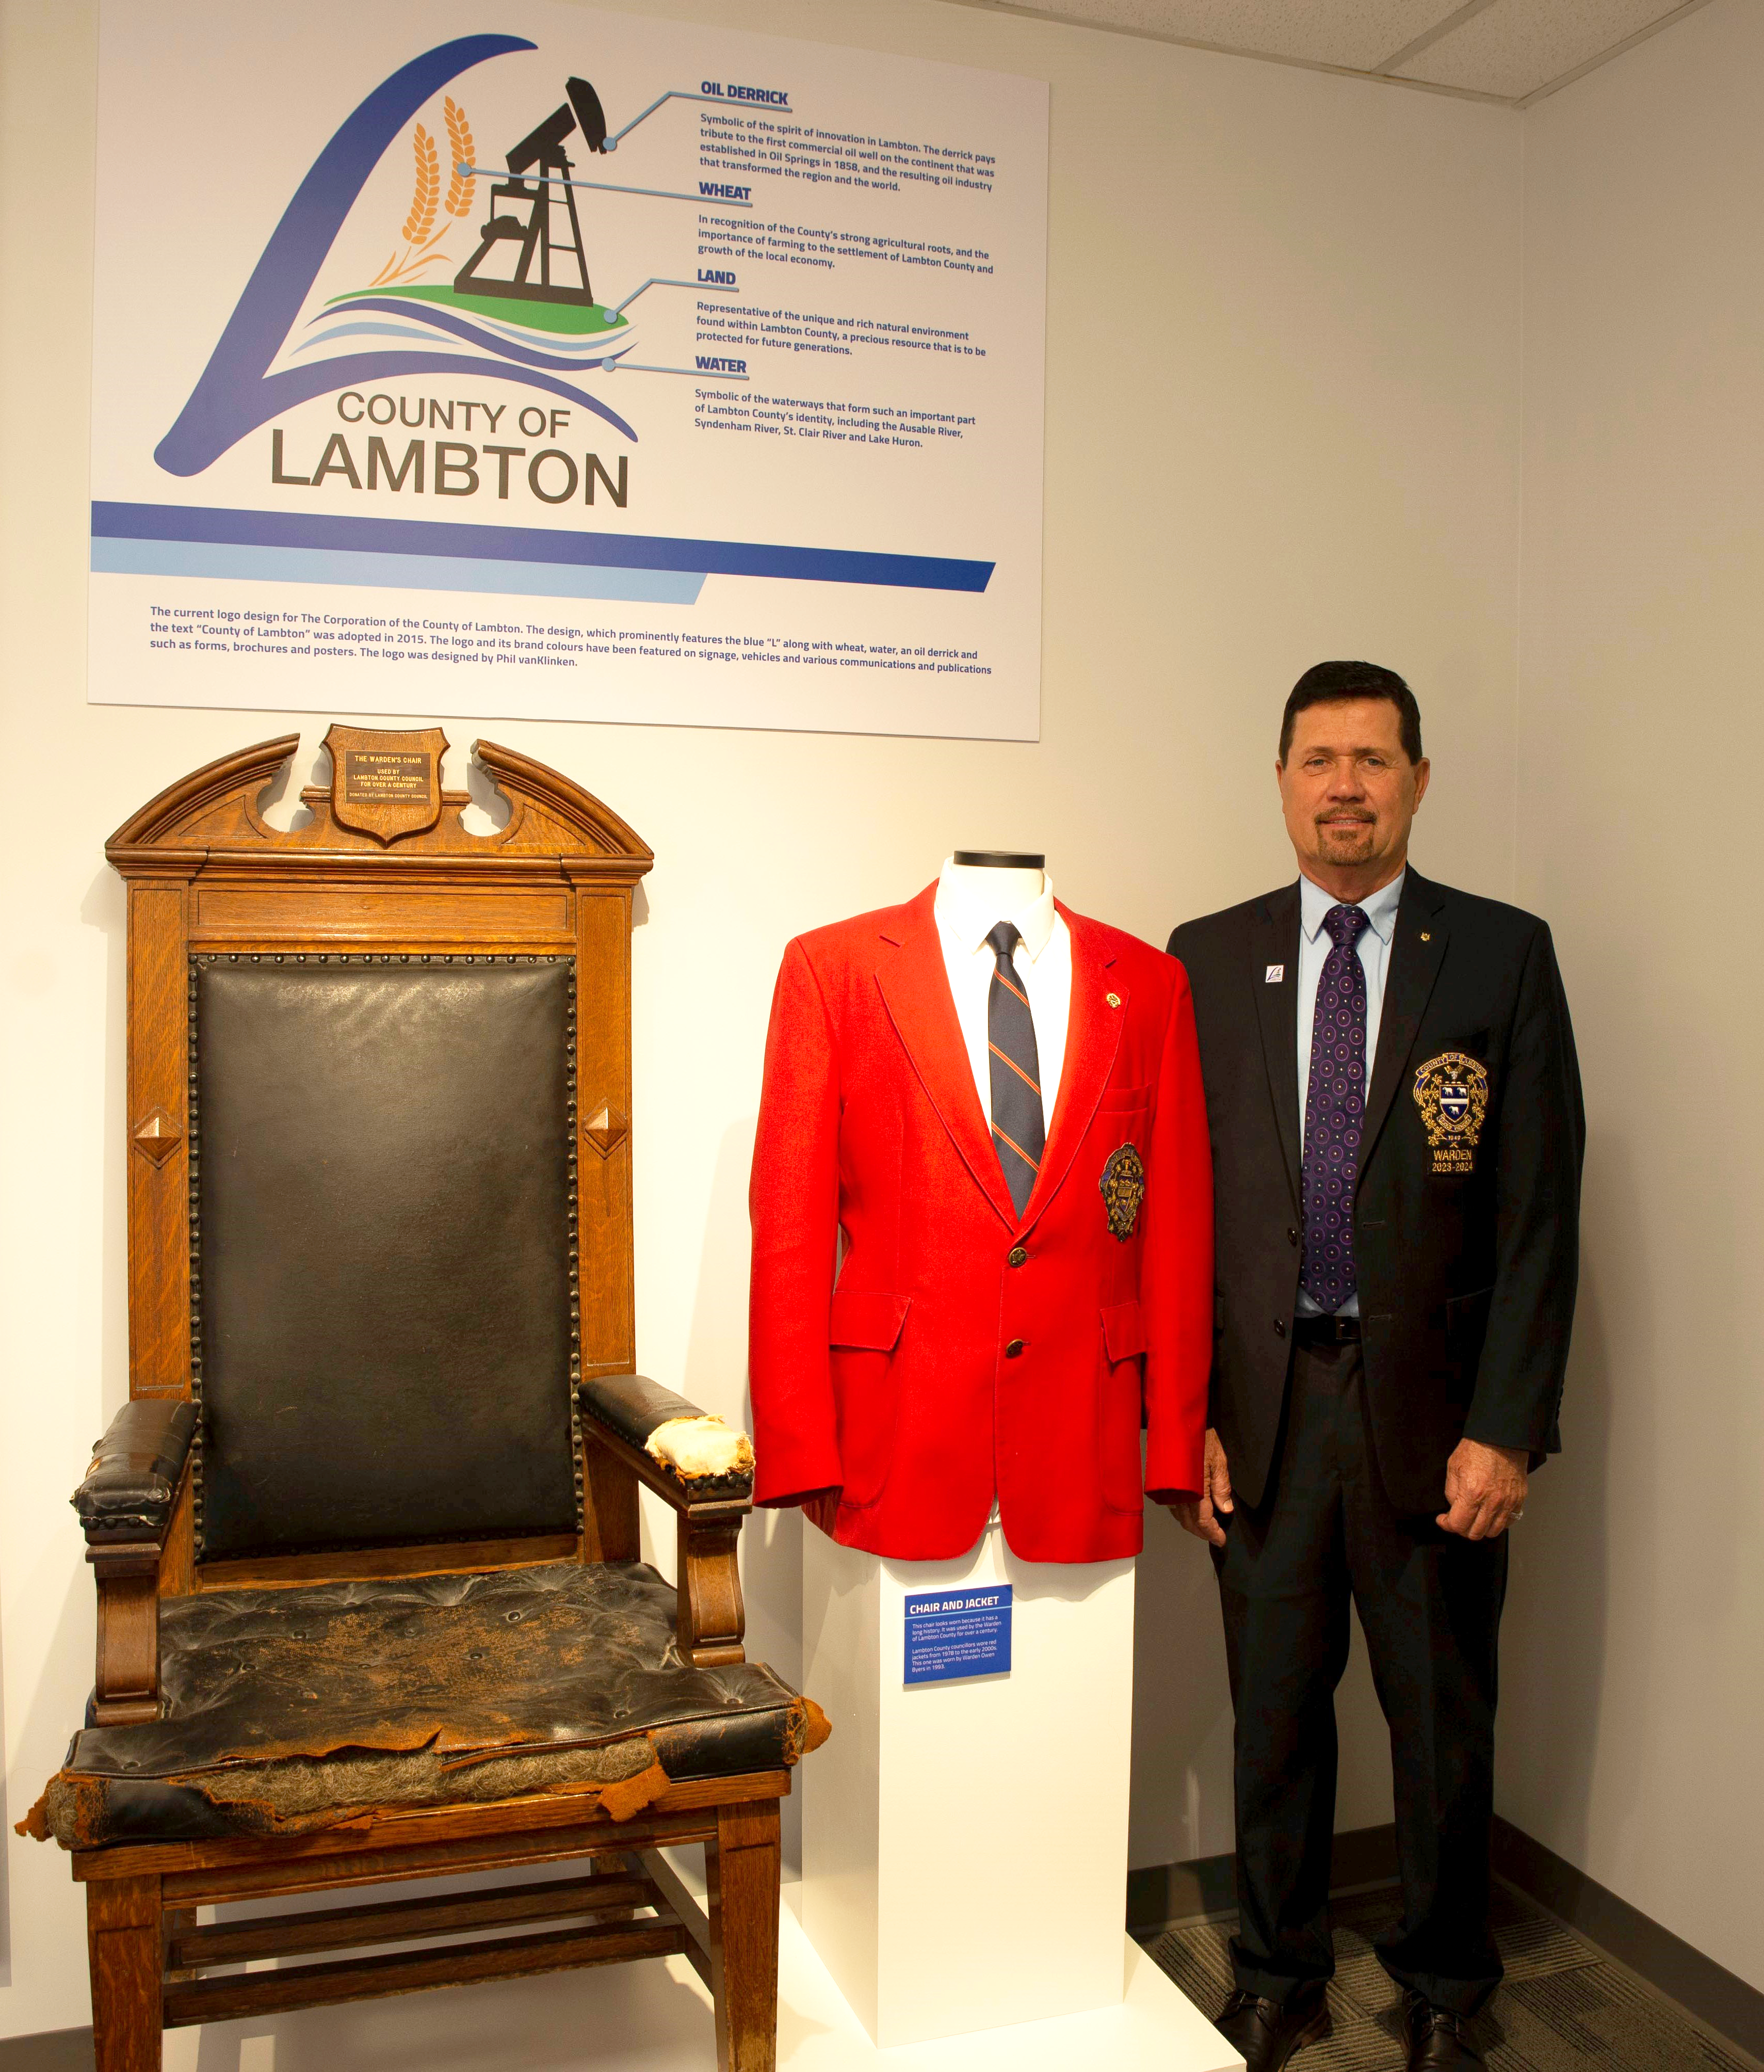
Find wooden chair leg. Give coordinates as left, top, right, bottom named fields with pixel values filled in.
left=87, top=1876, right=163, bottom=2072
left=707, top=1800, right=781, bottom=2072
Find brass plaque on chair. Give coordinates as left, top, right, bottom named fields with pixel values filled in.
left=326, top=725, right=447, bottom=844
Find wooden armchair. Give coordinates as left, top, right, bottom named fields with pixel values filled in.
left=21, top=730, right=823, bottom=2072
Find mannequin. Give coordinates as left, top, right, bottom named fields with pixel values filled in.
left=947, top=848, right=1045, bottom=901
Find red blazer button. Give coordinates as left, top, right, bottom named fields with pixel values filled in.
left=1008, top=1246, right=1028, bottom=1267
left=1004, top=1338, right=1026, bottom=1358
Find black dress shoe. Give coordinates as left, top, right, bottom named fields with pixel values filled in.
left=1402, top=1989, right=1485, bottom=2069
left=1215, top=1979, right=1332, bottom=2070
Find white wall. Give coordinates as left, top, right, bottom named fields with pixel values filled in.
left=1504, top=0, right=1764, bottom=1994
left=0, top=0, right=1526, bottom=2035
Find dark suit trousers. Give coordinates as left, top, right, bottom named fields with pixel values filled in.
left=1213, top=1337, right=1508, bottom=2016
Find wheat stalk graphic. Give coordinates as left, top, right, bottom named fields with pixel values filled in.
left=444, top=99, right=477, bottom=218
left=370, top=107, right=473, bottom=287
left=403, top=125, right=440, bottom=244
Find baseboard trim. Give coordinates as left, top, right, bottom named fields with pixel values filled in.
left=1127, top=1822, right=1398, bottom=1933
left=1491, top=1817, right=1764, bottom=2064
left=1129, top=1818, right=1763, bottom=2066
left=1126, top=1850, right=1232, bottom=1930
left=13, top=1825, right=1760, bottom=2067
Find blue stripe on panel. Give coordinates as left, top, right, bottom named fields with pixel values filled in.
left=92, top=536, right=706, bottom=604
left=91, top=503, right=995, bottom=593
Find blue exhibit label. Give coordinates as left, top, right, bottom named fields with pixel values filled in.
left=903, top=1584, right=1012, bottom=1685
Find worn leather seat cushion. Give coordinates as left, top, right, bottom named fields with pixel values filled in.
left=47, top=1563, right=813, bottom=1849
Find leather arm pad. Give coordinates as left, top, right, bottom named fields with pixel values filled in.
left=578, top=1375, right=755, bottom=1506
left=73, top=1400, right=198, bottom=1543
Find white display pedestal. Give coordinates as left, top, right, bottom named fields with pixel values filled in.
left=771, top=1903, right=1244, bottom=2071
left=800, top=1520, right=1229, bottom=2062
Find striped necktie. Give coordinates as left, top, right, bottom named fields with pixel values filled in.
left=986, top=921, right=1045, bottom=1218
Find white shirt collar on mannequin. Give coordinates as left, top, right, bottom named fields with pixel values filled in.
left=933, top=858, right=1058, bottom=960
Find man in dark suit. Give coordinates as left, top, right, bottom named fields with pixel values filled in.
left=1167, top=662, right=1583, bottom=2072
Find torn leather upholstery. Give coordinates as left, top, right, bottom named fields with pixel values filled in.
left=580, top=1375, right=755, bottom=1499
left=74, top=1400, right=198, bottom=1540
left=34, top=1561, right=817, bottom=1850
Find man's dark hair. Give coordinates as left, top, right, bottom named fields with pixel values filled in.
left=1279, top=660, right=1423, bottom=765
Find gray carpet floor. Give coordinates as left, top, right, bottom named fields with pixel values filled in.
left=1148, top=1883, right=1756, bottom=2071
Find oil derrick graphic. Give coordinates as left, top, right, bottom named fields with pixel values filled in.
left=455, top=76, right=609, bottom=305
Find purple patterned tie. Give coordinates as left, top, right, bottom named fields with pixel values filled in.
left=1301, top=904, right=1371, bottom=1312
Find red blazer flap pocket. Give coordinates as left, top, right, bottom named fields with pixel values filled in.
left=1102, top=1299, right=1146, bottom=1363
left=830, top=1290, right=911, bottom=1352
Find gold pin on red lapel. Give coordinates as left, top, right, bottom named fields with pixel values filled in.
left=1106, top=992, right=1121, bottom=1007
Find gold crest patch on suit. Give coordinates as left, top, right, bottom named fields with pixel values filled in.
left=1099, top=1143, right=1145, bottom=1240
left=1412, top=1053, right=1490, bottom=1175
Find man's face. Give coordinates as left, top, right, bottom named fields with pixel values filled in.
left=1277, top=697, right=1429, bottom=884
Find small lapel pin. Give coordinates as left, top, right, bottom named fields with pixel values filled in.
left=1106, top=991, right=1121, bottom=1008
left=1419, top=931, right=1431, bottom=942
left=1265, top=964, right=1285, bottom=983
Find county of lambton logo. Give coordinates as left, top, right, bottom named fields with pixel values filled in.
left=154, top=39, right=758, bottom=475
left=308, top=73, right=640, bottom=424
left=1411, top=1053, right=1490, bottom=1175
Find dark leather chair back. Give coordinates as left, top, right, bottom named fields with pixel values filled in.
left=193, top=955, right=579, bottom=1561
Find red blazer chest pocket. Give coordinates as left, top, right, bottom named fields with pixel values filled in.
left=1095, top=1084, right=1152, bottom=1117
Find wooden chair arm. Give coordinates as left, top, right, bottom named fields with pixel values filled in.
left=577, top=1375, right=754, bottom=1505
left=75, top=1398, right=197, bottom=1541
left=75, top=1399, right=197, bottom=1726
left=577, top=1378, right=751, bottom=1670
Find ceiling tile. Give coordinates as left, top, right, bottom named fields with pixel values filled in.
left=997, top=0, right=1461, bottom=73
left=1393, top=0, right=1687, bottom=97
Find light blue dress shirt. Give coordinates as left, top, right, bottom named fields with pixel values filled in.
left=1294, top=868, right=1405, bottom=1317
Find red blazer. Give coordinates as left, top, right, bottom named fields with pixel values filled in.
left=748, top=885, right=1213, bottom=1562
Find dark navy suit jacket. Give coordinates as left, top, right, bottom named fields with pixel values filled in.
left=1169, top=868, right=1584, bottom=1515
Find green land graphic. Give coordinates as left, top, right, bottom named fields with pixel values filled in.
left=329, top=284, right=629, bottom=336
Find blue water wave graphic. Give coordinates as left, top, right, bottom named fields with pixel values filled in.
left=318, top=297, right=636, bottom=373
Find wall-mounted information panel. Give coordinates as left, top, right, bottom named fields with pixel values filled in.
left=89, top=0, right=1049, bottom=740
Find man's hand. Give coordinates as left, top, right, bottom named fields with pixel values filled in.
left=1171, top=1428, right=1235, bottom=1547
left=1437, top=1439, right=1528, bottom=1539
